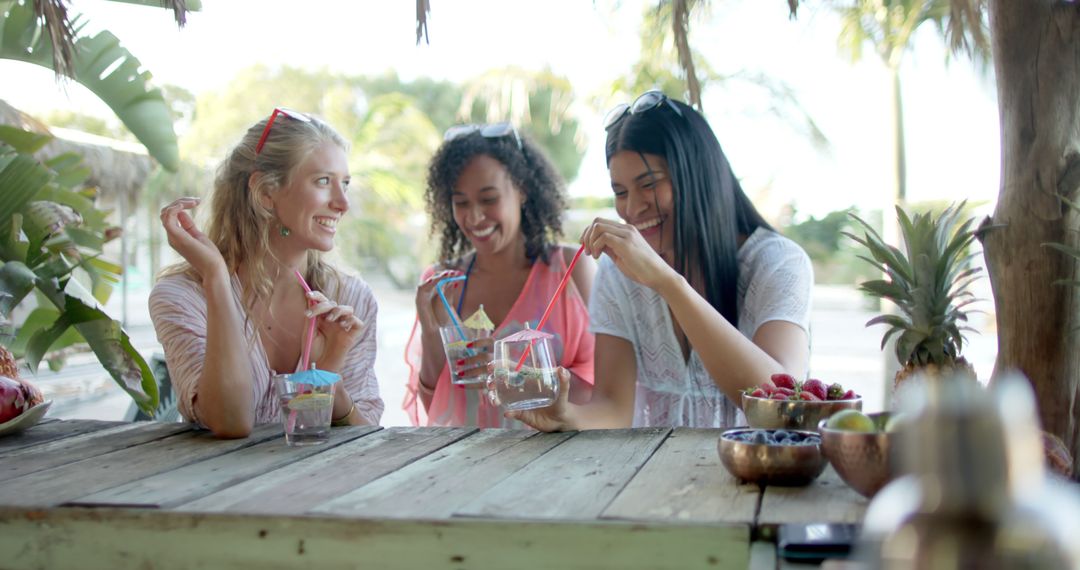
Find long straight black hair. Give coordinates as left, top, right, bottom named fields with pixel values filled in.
left=605, top=97, right=772, bottom=327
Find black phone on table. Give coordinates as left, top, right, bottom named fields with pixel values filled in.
left=777, top=523, right=858, bottom=563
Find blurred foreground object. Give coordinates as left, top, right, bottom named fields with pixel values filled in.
left=857, top=373, right=1080, bottom=569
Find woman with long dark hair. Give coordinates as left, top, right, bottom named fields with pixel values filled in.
left=511, top=91, right=813, bottom=430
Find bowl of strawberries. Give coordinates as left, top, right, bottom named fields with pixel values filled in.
left=741, top=374, right=862, bottom=432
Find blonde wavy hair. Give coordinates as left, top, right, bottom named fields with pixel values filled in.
left=163, top=111, right=350, bottom=326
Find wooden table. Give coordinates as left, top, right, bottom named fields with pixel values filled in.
left=0, top=420, right=867, bottom=569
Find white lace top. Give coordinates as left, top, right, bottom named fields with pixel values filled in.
left=589, top=228, right=813, bottom=428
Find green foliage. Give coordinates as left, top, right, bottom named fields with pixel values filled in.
left=845, top=202, right=980, bottom=368
left=0, top=127, right=157, bottom=413
left=781, top=207, right=880, bottom=286
left=0, top=0, right=181, bottom=171
left=456, top=66, right=586, bottom=183
left=832, top=0, right=990, bottom=70
left=38, top=111, right=132, bottom=141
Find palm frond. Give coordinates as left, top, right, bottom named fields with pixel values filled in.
left=415, top=0, right=430, bottom=45
left=27, top=0, right=196, bottom=81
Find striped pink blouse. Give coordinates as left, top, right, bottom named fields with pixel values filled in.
left=148, top=271, right=384, bottom=426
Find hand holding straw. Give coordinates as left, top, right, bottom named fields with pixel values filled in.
left=514, top=244, right=586, bottom=371
left=293, top=270, right=318, bottom=371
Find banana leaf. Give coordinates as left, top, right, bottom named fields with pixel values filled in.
left=29, top=278, right=158, bottom=413
left=0, top=145, right=53, bottom=229
left=0, top=261, right=36, bottom=317
left=0, top=2, right=179, bottom=171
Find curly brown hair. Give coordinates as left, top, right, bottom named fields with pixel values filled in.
left=425, top=130, right=567, bottom=264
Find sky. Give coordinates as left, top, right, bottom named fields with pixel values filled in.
left=0, top=0, right=1002, bottom=220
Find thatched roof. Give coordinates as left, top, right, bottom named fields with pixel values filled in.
left=0, top=99, right=154, bottom=205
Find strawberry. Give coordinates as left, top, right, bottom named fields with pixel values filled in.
left=760, top=379, right=777, bottom=393
left=841, top=389, right=858, bottom=400
left=827, top=383, right=845, bottom=400
left=776, top=387, right=796, bottom=397
left=802, top=379, right=827, bottom=401
left=770, top=393, right=789, bottom=401
left=750, top=388, right=767, bottom=398
left=798, top=391, right=821, bottom=401
left=771, top=373, right=797, bottom=390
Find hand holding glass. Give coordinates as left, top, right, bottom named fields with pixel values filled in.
left=490, top=333, right=559, bottom=411
left=440, top=325, right=493, bottom=385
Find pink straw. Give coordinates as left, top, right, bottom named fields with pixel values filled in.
left=515, top=244, right=586, bottom=371
left=293, top=270, right=317, bottom=371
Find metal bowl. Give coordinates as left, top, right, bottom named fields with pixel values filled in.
left=818, top=412, right=897, bottom=499
left=742, top=393, right=862, bottom=432
left=717, top=428, right=828, bottom=486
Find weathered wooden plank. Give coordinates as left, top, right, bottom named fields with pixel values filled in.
left=69, top=425, right=382, bottom=508
left=315, top=429, right=574, bottom=518
left=0, top=419, right=122, bottom=455
left=749, top=540, right=779, bottom=570
left=456, top=427, right=670, bottom=520
left=602, top=428, right=760, bottom=524
left=0, top=423, right=282, bottom=507
left=177, top=426, right=476, bottom=515
left=757, top=466, right=868, bottom=526
left=0, top=507, right=751, bottom=570
left=0, top=422, right=194, bottom=482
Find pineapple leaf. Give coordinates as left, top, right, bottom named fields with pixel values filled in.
left=867, top=314, right=911, bottom=330
left=1043, top=242, right=1080, bottom=261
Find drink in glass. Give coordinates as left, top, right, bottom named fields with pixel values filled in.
left=273, top=373, right=334, bottom=446
left=490, top=332, right=558, bottom=411
left=439, top=325, right=493, bottom=386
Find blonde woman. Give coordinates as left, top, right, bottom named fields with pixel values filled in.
left=150, top=109, right=382, bottom=437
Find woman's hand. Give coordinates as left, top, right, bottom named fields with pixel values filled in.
left=305, top=290, right=364, bottom=371
left=581, top=218, right=678, bottom=291
left=451, top=336, right=493, bottom=388
left=159, top=197, right=227, bottom=279
left=503, top=367, right=573, bottom=432
left=415, top=269, right=464, bottom=333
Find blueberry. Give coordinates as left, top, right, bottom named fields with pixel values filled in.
left=751, top=431, right=768, bottom=444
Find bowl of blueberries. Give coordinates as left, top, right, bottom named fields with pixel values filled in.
left=718, top=428, right=827, bottom=486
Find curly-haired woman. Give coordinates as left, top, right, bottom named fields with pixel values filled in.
left=403, top=123, right=595, bottom=427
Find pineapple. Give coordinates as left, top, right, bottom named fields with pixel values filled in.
left=846, top=203, right=980, bottom=397
left=0, top=346, right=18, bottom=379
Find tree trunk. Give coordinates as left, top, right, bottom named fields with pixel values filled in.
left=891, top=66, right=906, bottom=206
left=984, top=1, right=1080, bottom=476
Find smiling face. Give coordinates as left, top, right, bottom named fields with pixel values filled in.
left=608, top=150, right=676, bottom=258
left=268, top=141, right=351, bottom=253
left=451, top=154, right=525, bottom=256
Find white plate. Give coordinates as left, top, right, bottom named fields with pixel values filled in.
left=0, top=400, right=52, bottom=437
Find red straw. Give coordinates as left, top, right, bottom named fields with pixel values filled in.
left=293, top=270, right=317, bottom=371
left=515, top=244, right=585, bottom=371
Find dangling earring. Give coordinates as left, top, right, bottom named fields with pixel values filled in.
left=279, top=225, right=291, bottom=237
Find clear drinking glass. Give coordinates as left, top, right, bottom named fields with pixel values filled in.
left=439, top=325, right=493, bottom=385
left=490, top=334, right=559, bottom=411
left=273, top=373, right=334, bottom=446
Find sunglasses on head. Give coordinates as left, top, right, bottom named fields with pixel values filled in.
left=603, top=90, right=684, bottom=131
left=443, top=122, right=523, bottom=150
left=255, top=107, right=311, bottom=155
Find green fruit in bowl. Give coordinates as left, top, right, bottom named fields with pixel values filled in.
left=826, top=409, right=876, bottom=432
left=883, top=413, right=909, bottom=433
